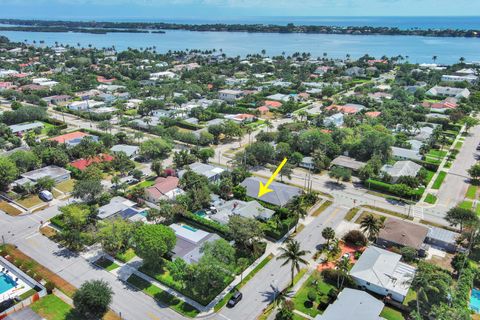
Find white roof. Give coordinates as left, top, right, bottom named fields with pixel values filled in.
left=381, top=160, right=422, bottom=178
left=350, top=246, right=416, bottom=298
left=170, top=223, right=210, bottom=244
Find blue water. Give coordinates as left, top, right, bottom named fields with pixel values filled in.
left=182, top=225, right=198, bottom=232
left=195, top=210, right=207, bottom=218
left=1, top=16, right=480, bottom=64
left=471, top=288, right=480, bottom=313
left=0, top=272, right=17, bottom=294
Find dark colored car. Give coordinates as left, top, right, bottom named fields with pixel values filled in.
left=227, top=291, right=243, bottom=308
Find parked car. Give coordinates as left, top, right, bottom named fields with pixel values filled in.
left=227, top=291, right=243, bottom=308
left=39, top=190, right=53, bottom=202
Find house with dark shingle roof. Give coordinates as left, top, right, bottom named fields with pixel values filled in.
left=240, top=177, right=302, bottom=207
left=376, top=218, right=429, bottom=252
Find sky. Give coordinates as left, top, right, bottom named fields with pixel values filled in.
left=0, top=0, right=479, bottom=20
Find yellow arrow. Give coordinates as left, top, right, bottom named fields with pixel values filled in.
left=258, top=157, right=288, bottom=198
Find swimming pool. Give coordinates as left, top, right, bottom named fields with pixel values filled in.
left=182, top=225, right=198, bottom=232
left=0, top=272, right=17, bottom=294
left=195, top=210, right=207, bottom=218
left=470, top=288, right=480, bottom=313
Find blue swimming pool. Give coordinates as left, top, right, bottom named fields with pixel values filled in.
left=470, top=288, right=480, bottom=313
left=194, top=210, right=207, bottom=218
left=182, top=225, right=198, bottom=232
left=0, top=272, right=16, bottom=294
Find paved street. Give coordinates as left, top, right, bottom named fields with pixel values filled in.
left=435, top=125, right=480, bottom=209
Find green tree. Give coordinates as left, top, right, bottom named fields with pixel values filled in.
left=321, top=227, right=335, bottom=246
left=201, top=238, right=236, bottom=267
left=227, top=215, right=264, bottom=250
left=73, top=179, right=103, bottom=202
left=36, top=176, right=55, bottom=191
left=468, top=163, right=480, bottom=181
left=151, top=160, right=163, bottom=177
left=8, top=150, right=39, bottom=173
left=335, top=257, right=351, bottom=289
left=0, top=156, right=19, bottom=190
left=98, top=218, right=135, bottom=256
left=445, top=207, right=479, bottom=232
left=360, top=214, right=382, bottom=240
left=73, top=280, right=113, bottom=320
left=328, top=166, right=351, bottom=183
left=133, top=224, right=176, bottom=268
left=277, top=240, right=310, bottom=285
left=462, top=116, right=479, bottom=133
left=197, top=147, right=215, bottom=163
left=140, top=138, right=172, bottom=160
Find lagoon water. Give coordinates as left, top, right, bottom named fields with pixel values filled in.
left=2, top=16, right=480, bottom=64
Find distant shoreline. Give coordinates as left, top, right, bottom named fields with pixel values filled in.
left=0, top=18, right=479, bottom=38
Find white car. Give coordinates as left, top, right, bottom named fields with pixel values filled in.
left=39, top=190, right=53, bottom=202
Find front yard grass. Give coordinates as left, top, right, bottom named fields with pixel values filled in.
left=55, top=179, right=75, bottom=193
left=95, top=257, right=120, bottom=271
left=0, top=200, right=22, bottom=216
left=424, top=193, right=437, bottom=204
left=360, top=205, right=413, bottom=221
left=115, top=248, right=136, bottom=263
left=379, top=306, right=405, bottom=320
left=31, top=294, right=77, bottom=320
left=291, top=272, right=335, bottom=318
left=354, top=211, right=386, bottom=224
left=466, top=185, right=478, bottom=200
left=431, top=171, right=447, bottom=190
left=459, top=200, right=473, bottom=210
left=16, top=194, right=44, bottom=208
left=126, top=274, right=199, bottom=318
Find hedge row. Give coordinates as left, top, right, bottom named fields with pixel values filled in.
left=365, top=179, right=423, bottom=200
left=178, top=212, right=230, bottom=238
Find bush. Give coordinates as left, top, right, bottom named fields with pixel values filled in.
left=307, top=289, right=317, bottom=302
left=179, top=212, right=230, bottom=238
left=44, top=281, right=55, bottom=293
left=343, top=230, right=368, bottom=247
left=400, top=247, right=418, bottom=263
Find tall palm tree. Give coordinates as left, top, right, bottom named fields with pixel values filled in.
left=360, top=214, right=382, bottom=240
left=432, top=55, right=438, bottom=63
left=321, top=227, right=335, bottom=247
left=335, top=257, right=351, bottom=289
left=277, top=240, right=310, bottom=286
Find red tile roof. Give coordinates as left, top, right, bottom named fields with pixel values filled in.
left=365, top=111, right=382, bottom=118
left=257, top=106, right=269, bottom=113
left=49, top=131, right=90, bottom=144
left=263, top=100, right=283, bottom=109
left=69, top=154, right=114, bottom=171
left=97, top=76, right=116, bottom=83
left=145, top=176, right=180, bottom=199
left=326, top=105, right=359, bottom=114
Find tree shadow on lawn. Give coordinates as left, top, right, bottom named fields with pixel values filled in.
left=53, top=246, right=80, bottom=259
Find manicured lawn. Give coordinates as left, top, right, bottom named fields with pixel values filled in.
left=115, top=248, right=136, bottom=262
left=55, top=179, right=75, bottom=193
left=459, top=200, right=473, bottom=210
left=31, top=294, right=79, bottom=320
left=0, top=200, right=22, bottom=216
left=424, top=193, right=437, bottom=204
left=431, top=171, right=447, bottom=190
left=380, top=306, right=405, bottom=320
left=16, top=194, right=44, bottom=209
left=476, top=204, right=480, bottom=217
left=135, top=178, right=156, bottom=189
left=427, top=149, right=448, bottom=159
left=424, top=170, right=435, bottom=184
left=466, top=185, right=478, bottom=200
left=95, top=257, right=120, bottom=271
left=127, top=274, right=199, bottom=318
left=455, top=141, right=463, bottom=150
left=344, top=207, right=360, bottom=221
left=291, top=273, right=335, bottom=318
left=360, top=205, right=414, bottom=220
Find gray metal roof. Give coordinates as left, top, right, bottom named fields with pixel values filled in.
left=427, top=227, right=460, bottom=244
left=9, top=121, right=44, bottom=134
left=381, top=161, right=422, bottom=179
left=21, top=165, right=70, bottom=182
left=110, top=144, right=139, bottom=157
left=240, top=177, right=302, bottom=207
left=315, top=288, right=384, bottom=320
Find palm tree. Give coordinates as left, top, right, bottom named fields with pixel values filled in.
left=276, top=240, right=310, bottom=286
left=288, top=196, right=307, bottom=231
left=459, top=57, right=465, bottom=64
left=360, top=214, right=382, bottom=240
left=432, top=55, right=438, bottom=63
left=335, top=257, right=351, bottom=289
left=321, top=227, right=335, bottom=247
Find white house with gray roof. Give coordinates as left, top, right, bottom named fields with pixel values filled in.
left=210, top=199, right=275, bottom=225
left=314, top=288, right=384, bottom=320
left=391, top=147, right=422, bottom=161
left=349, top=246, right=416, bottom=302
left=240, top=177, right=302, bottom=207
left=381, top=161, right=422, bottom=183
left=12, top=165, right=71, bottom=188
left=110, top=144, right=139, bottom=158
left=426, top=86, right=470, bottom=99
left=178, top=162, right=225, bottom=183
left=9, top=121, right=44, bottom=134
